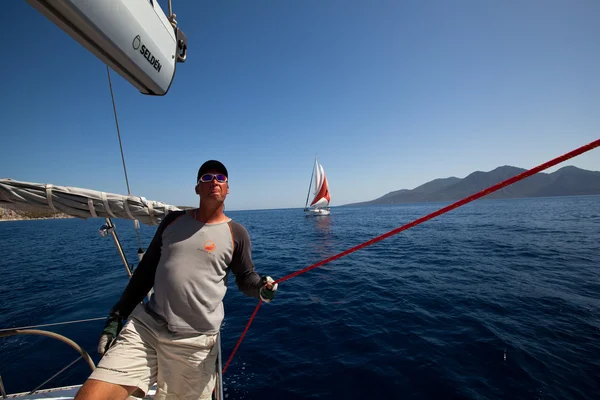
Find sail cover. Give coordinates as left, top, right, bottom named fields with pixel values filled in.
left=0, top=178, right=181, bottom=226
left=310, top=161, right=331, bottom=207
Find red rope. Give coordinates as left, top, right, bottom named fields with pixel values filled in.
left=222, top=299, right=263, bottom=374
left=222, top=137, right=600, bottom=373
left=275, top=138, right=600, bottom=284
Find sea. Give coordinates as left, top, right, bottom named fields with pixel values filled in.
left=0, top=196, right=599, bottom=400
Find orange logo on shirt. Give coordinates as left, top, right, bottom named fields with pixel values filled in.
left=204, top=240, right=216, bottom=252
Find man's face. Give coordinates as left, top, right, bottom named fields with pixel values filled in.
left=196, top=169, right=229, bottom=203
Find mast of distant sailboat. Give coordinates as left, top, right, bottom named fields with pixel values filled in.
left=304, top=155, right=317, bottom=212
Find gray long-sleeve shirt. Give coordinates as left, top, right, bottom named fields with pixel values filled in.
left=110, top=210, right=262, bottom=334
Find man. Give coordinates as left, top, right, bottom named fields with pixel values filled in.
left=75, top=160, right=278, bottom=400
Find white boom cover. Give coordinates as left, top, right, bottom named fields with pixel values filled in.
left=0, top=178, right=181, bottom=226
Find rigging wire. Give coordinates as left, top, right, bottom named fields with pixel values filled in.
left=28, top=356, right=84, bottom=395
left=106, top=66, right=143, bottom=250
left=222, top=137, right=600, bottom=374
left=0, top=317, right=106, bottom=333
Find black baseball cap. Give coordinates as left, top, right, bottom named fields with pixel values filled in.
left=197, top=160, right=228, bottom=182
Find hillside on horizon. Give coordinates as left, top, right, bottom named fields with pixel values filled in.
left=342, top=165, right=600, bottom=207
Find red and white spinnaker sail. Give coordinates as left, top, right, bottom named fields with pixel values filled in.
left=309, top=157, right=331, bottom=208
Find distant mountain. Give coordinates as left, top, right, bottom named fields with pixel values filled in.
left=343, top=165, right=600, bottom=206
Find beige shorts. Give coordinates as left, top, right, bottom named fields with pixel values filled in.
left=89, top=304, right=219, bottom=400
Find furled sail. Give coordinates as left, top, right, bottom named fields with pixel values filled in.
left=0, top=178, right=181, bottom=226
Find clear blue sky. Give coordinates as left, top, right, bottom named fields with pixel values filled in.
left=2, top=1, right=599, bottom=211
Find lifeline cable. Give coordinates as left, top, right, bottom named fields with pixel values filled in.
left=222, top=137, right=600, bottom=374
left=0, top=317, right=106, bottom=333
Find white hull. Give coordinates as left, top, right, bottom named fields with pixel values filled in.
left=304, top=208, right=330, bottom=216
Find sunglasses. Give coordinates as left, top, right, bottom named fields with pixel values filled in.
left=198, top=173, right=228, bottom=183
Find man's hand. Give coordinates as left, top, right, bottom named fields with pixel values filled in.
left=259, top=276, right=278, bottom=303
left=97, top=315, right=123, bottom=355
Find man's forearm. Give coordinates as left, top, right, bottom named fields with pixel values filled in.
left=235, top=270, right=262, bottom=300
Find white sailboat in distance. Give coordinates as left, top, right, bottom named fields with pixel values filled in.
left=304, top=156, right=331, bottom=216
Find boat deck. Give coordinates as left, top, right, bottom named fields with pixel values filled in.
left=6, top=385, right=157, bottom=399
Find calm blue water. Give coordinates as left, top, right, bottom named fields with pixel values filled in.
left=1, top=196, right=599, bottom=399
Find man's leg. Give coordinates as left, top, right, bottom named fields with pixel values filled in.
left=76, top=305, right=159, bottom=399
left=74, top=379, right=140, bottom=400
left=154, top=331, right=219, bottom=400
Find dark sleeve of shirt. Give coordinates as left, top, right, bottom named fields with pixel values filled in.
left=228, top=221, right=262, bottom=300
left=109, top=210, right=186, bottom=319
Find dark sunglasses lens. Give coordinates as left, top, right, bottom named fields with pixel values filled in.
left=199, top=173, right=227, bottom=183
left=200, top=174, right=214, bottom=182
